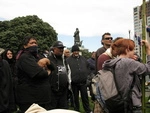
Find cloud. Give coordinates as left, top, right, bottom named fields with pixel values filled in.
left=0, top=0, right=142, bottom=37
left=0, top=0, right=143, bottom=51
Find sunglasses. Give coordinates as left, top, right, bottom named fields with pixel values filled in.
left=104, top=37, right=113, bottom=40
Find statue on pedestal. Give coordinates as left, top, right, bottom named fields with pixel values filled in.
left=73, top=28, right=82, bottom=46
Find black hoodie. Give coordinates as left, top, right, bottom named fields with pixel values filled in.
left=0, top=58, right=16, bottom=112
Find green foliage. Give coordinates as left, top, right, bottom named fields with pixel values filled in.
left=69, top=97, right=94, bottom=113
left=81, top=50, right=92, bottom=59
left=79, top=97, right=94, bottom=113
left=0, top=15, right=57, bottom=54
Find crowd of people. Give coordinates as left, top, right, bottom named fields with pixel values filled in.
left=1, top=33, right=150, bottom=113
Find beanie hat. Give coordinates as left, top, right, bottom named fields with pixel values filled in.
left=53, top=41, right=65, bottom=48
left=71, top=45, right=80, bottom=52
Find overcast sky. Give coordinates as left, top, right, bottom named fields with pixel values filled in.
left=0, top=0, right=144, bottom=52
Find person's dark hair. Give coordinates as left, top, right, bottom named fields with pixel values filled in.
left=101, top=32, right=111, bottom=45
left=92, top=51, right=95, bottom=54
left=2, top=48, right=15, bottom=60
left=16, top=36, right=37, bottom=60
left=22, top=36, right=37, bottom=46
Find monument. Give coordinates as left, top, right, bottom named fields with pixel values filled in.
left=73, top=28, right=82, bottom=46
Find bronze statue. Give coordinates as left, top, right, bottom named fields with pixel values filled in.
left=73, top=28, right=82, bottom=46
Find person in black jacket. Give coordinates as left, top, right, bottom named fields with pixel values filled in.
left=87, top=51, right=96, bottom=74
left=48, top=41, right=71, bottom=109
left=2, top=48, right=18, bottom=111
left=67, top=45, right=92, bottom=113
left=2, top=49, right=16, bottom=76
left=15, top=36, right=53, bottom=113
left=0, top=48, right=16, bottom=113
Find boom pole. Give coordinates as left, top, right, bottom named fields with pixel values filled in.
left=142, top=0, right=146, bottom=112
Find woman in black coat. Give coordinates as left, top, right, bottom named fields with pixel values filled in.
left=0, top=48, right=16, bottom=113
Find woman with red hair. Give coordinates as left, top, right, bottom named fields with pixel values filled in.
left=102, top=39, right=150, bottom=113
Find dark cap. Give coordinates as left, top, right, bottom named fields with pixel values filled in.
left=53, top=41, right=65, bottom=48
left=71, top=45, right=80, bottom=52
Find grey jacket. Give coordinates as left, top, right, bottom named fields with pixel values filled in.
left=103, top=55, right=150, bottom=106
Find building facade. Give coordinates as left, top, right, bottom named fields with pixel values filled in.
left=133, top=0, right=150, bottom=57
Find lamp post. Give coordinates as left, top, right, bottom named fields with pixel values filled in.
left=128, top=30, right=131, bottom=39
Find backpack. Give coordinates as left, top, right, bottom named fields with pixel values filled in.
left=91, top=59, right=135, bottom=113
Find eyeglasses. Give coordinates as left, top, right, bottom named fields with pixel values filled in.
left=104, top=37, right=113, bottom=40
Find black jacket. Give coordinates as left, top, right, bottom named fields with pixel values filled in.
left=48, top=52, right=69, bottom=92
left=67, top=55, right=90, bottom=84
left=0, top=59, right=15, bottom=112
left=16, top=51, right=51, bottom=104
